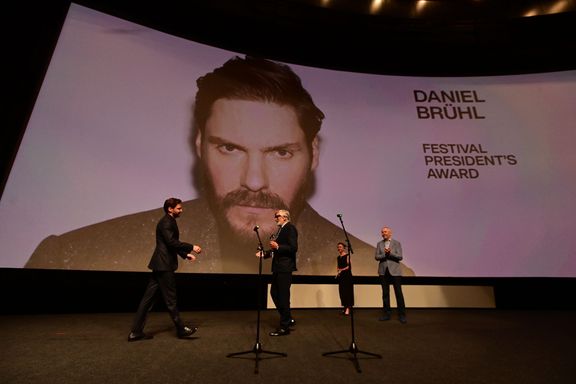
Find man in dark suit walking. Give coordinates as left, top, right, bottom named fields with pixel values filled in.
left=259, top=209, right=298, bottom=336
left=128, top=197, right=202, bottom=341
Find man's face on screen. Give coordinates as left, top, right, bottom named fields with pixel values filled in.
left=196, top=99, right=318, bottom=243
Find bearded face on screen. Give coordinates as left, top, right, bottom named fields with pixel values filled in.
left=195, top=99, right=318, bottom=247
left=191, top=56, right=324, bottom=247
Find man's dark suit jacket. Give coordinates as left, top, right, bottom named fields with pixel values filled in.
left=25, top=199, right=415, bottom=276
left=148, top=214, right=194, bottom=271
left=268, top=222, right=298, bottom=273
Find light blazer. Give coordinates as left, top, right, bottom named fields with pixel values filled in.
left=375, top=238, right=403, bottom=276
left=147, top=214, right=194, bottom=271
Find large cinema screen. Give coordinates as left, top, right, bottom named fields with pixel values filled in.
left=1, top=4, right=575, bottom=277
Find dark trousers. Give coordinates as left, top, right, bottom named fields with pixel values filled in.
left=379, top=269, right=406, bottom=317
left=270, top=271, right=292, bottom=329
left=131, top=270, right=184, bottom=332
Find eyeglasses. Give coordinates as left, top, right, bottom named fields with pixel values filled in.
left=274, top=215, right=283, bottom=218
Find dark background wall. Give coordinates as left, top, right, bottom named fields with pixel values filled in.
left=3, top=1, right=576, bottom=313
left=1, top=268, right=575, bottom=314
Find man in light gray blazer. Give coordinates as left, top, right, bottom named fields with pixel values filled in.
left=375, top=226, right=407, bottom=323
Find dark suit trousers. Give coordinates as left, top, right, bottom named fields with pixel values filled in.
left=131, top=270, right=184, bottom=332
left=379, top=269, right=406, bottom=316
left=270, top=271, right=292, bottom=329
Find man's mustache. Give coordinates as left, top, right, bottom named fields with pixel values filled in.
left=220, top=189, right=288, bottom=210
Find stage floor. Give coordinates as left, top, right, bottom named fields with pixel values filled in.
left=1, top=308, right=574, bottom=383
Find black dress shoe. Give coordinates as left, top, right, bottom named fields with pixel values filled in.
left=269, top=328, right=290, bottom=336
left=289, top=318, right=296, bottom=327
left=378, top=315, right=391, bottom=321
left=127, top=332, right=153, bottom=342
left=177, top=326, right=198, bottom=338
left=399, top=316, right=407, bottom=324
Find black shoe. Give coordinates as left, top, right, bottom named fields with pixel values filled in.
left=178, top=326, right=198, bottom=338
left=289, top=318, right=296, bottom=327
left=269, top=328, right=290, bottom=336
left=378, top=314, right=391, bottom=321
left=127, top=332, right=153, bottom=342
left=399, top=316, right=407, bottom=324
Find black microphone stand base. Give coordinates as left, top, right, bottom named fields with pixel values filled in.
left=227, top=342, right=287, bottom=374
left=322, top=340, right=382, bottom=373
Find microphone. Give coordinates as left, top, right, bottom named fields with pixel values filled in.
left=337, top=213, right=342, bottom=218
left=253, top=225, right=259, bottom=231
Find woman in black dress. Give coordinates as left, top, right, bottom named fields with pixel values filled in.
left=336, top=242, right=354, bottom=315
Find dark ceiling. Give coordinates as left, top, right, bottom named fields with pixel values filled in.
left=69, top=0, right=576, bottom=76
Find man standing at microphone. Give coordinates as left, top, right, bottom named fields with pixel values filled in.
left=259, top=209, right=298, bottom=336
left=375, top=226, right=407, bottom=324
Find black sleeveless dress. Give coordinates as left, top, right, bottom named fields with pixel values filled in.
left=337, top=253, right=354, bottom=307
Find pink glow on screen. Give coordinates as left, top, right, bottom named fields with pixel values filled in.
left=1, top=4, right=575, bottom=277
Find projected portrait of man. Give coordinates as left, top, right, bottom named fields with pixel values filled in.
left=25, top=56, right=414, bottom=276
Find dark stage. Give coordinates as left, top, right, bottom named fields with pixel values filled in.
left=1, top=308, right=574, bottom=383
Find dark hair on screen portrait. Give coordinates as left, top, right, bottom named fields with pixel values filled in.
left=192, top=55, right=324, bottom=144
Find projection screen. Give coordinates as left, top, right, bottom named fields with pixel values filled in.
left=1, top=3, right=575, bottom=277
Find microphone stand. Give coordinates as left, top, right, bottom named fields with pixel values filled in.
left=227, top=226, right=287, bottom=373
left=322, top=214, right=381, bottom=373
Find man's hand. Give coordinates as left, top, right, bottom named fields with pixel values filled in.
left=270, top=240, right=279, bottom=250
left=186, top=254, right=197, bottom=261
left=193, top=245, right=202, bottom=254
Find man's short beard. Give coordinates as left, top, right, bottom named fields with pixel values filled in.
left=200, top=164, right=310, bottom=248
left=217, top=190, right=290, bottom=246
